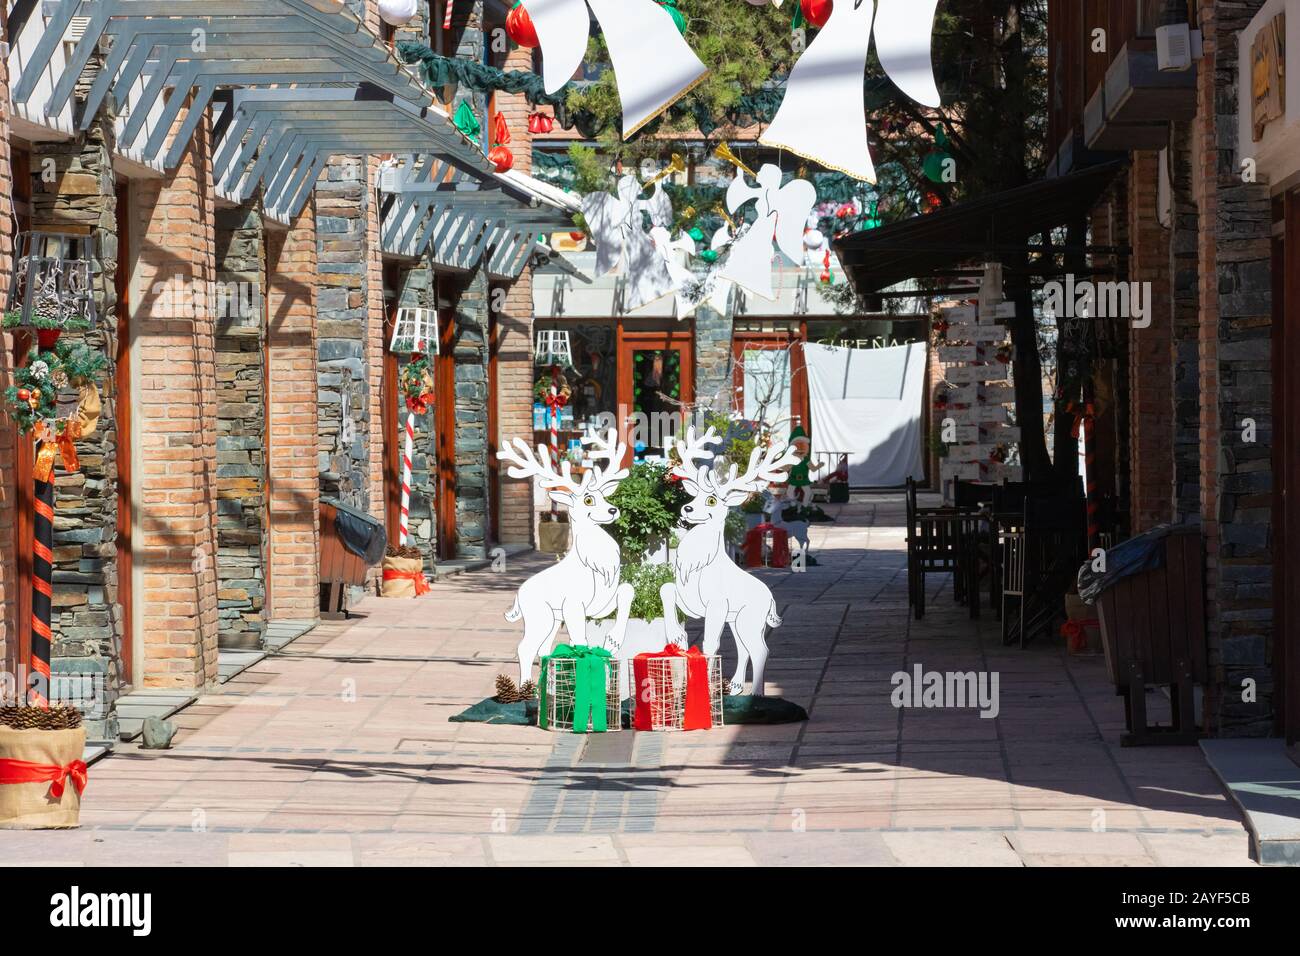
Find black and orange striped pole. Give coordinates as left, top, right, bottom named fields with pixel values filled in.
left=29, top=473, right=54, bottom=708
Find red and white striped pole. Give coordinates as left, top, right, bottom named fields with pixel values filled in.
left=548, top=367, right=560, bottom=517
left=398, top=338, right=422, bottom=547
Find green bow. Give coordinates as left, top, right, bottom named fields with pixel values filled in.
left=538, top=644, right=615, bottom=733
left=454, top=101, right=481, bottom=145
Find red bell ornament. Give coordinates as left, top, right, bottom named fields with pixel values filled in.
left=801, top=0, right=832, bottom=29
left=528, top=111, right=554, bottom=134
left=506, top=2, right=539, bottom=48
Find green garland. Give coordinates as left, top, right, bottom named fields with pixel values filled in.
left=396, top=40, right=607, bottom=139
left=3, top=340, right=107, bottom=435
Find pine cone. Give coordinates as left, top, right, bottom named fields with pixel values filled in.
left=0, top=705, right=83, bottom=731
left=493, top=675, right=538, bottom=704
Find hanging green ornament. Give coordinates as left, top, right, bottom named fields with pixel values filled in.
left=657, top=0, right=687, bottom=35
left=453, top=100, right=481, bottom=145
left=923, top=150, right=953, bottom=184
left=792, top=5, right=806, bottom=30
left=700, top=248, right=719, bottom=264
left=687, top=225, right=706, bottom=243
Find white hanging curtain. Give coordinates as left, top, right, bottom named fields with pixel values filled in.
left=805, top=340, right=928, bottom=487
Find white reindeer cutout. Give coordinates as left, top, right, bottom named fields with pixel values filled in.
left=498, top=429, right=635, bottom=683
left=661, top=427, right=801, bottom=696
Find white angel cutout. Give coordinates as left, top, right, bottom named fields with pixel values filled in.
left=522, top=0, right=707, bottom=138
left=717, top=165, right=816, bottom=301
left=581, top=175, right=677, bottom=311
left=760, top=0, right=943, bottom=183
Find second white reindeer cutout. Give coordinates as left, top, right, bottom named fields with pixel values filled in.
left=662, top=428, right=801, bottom=696
left=498, top=429, right=634, bottom=684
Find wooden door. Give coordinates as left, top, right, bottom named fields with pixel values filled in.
left=616, top=326, right=694, bottom=464
left=434, top=305, right=458, bottom=559
left=114, top=181, right=134, bottom=684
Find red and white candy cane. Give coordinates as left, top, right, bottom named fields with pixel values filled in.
left=443, top=0, right=455, bottom=30
left=399, top=410, right=416, bottom=546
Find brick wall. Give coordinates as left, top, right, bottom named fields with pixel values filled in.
left=1195, top=0, right=1275, bottom=736
left=214, top=204, right=267, bottom=649
left=266, top=202, right=321, bottom=621
left=132, top=108, right=220, bottom=689
left=493, top=36, right=537, bottom=545
left=1127, top=150, right=1175, bottom=532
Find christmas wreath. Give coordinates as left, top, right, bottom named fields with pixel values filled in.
left=400, top=353, right=436, bottom=414
left=3, top=340, right=106, bottom=436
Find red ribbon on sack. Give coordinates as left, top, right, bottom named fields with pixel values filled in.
left=382, top=568, right=431, bottom=596
left=0, top=758, right=88, bottom=799
left=632, top=644, right=713, bottom=731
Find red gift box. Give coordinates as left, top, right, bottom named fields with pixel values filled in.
left=632, top=645, right=716, bottom=731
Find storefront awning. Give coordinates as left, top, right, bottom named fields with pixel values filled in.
left=9, top=1, right=488, bottom=209
left=379, top=155, right=578, bottom=279
left=833, top=162, right=1126, bottom=294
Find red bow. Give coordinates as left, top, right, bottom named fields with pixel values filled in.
left=0, top=758, right=88, bottom=799
left=544, top=390, right=568, bottom=412
left=633, top=644, right=712, bottom=730
left=382, top=567, right=430, bottom=596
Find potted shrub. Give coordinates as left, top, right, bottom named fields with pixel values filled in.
left=0, top=706, right=87, bottom=829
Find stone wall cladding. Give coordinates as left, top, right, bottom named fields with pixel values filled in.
left=316, top=156, right=373, bottom=512
left=1196, top=0, right=1275, bottom=736
left=453, top=272, right=490, bottom=559
left=695, top=305, right=733, bottom=412
left=132, top=110, right=221, bottom=689
left=214, top=204, right=267, bottom=649
left=266, top=202, right=321, bottom=621
left=30, top=112, right=121, bottom=720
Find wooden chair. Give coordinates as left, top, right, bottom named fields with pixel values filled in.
left=906, top=478, right=976, bottom=619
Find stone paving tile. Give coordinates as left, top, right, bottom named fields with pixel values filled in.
left=0, top=494, right=1258, bottom=866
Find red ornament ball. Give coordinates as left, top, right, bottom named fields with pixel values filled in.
left=16, top=388, right=30, bottom=401
left=506, top=2, right=539, bottom=48
left=801, top=0, right=833, bottom=29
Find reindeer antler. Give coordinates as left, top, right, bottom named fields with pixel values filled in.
left=717, top=440, right=802, bottom=497
left=496, top=437, right=583, bottom=494
left=672, top=426, right=721, bottom=485
left=580, top=428, right=629, bottom=492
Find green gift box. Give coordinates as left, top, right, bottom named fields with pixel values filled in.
left=538, top=644, right=621, bottom=733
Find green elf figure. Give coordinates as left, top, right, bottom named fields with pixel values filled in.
left=783, top=425, right=823, bottom=508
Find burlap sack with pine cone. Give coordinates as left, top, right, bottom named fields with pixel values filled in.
left=0, top=724, right=87, bottom=829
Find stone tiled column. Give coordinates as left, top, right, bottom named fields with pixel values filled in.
left=214, top=204, right=267, bottom=649
left=30, top=113, right=121, bottom=720
left=131, top=110, right=220, bottom=689
left=266, top=203, right=321, bottom=621
left=452, top=271, right=491, bottom=559
left=1194, top=0, right=1275, bottom=736
left=1170, top=121, right=1202, bottom=523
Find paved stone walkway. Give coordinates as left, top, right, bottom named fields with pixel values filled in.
left=0, top=495, right=1255, bottom=866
